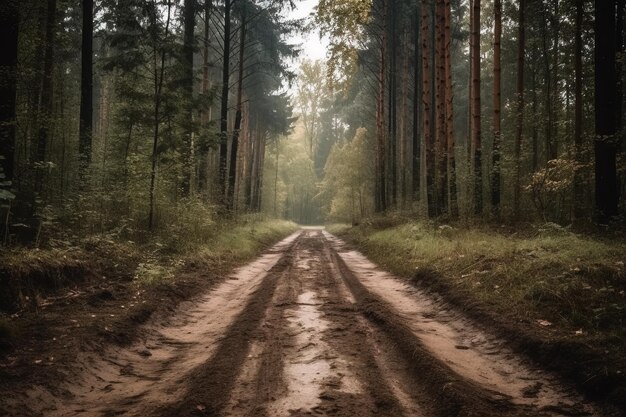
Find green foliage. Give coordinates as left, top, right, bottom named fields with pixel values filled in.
left=319, top=127, right=374, bottom=222
left=525, top=158, right=582, bottom=221
left=316, top=0, right=372, bottom=91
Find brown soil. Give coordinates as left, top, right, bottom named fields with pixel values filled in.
left=0, top=229, right=612, bottom=416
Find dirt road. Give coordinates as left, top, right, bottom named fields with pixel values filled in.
left=5, top=229, right=603, bottom=416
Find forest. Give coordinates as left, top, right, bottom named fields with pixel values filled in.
left=1, top=0, right=626, bottom=416
left=0, top=0, right=624, bottom=237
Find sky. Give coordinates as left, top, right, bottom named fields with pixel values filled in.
left=287, top=0, right=329, bottom=63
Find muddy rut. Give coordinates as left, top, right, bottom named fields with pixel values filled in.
left=4, top=229, right=604, bottom=417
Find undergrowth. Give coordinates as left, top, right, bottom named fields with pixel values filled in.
left=330, top=221, right=626, bottom=345
left=134, top=217, right=298, bottom=286
left=1, top=215, right=299, bottom=306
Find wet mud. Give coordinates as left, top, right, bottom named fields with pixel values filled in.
left=1, top=229, right=605, bottom=417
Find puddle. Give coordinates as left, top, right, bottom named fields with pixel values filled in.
left=270, top=291, right=333, bottom=413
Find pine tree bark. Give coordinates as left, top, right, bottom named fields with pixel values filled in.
left=0, top=0, right=18, bottom=244
left=219, top=0, right=232, bottom=206
left=228, top=6, right=246, bottom=211
left=389, top=0, right=397, bottom=208
left=435, top=0, right=447, bottom=215
left=617, top=0, right=625, bottom=215
left=400, top=30, right=409, bottom=208
left=148, top=0, right=172, bottom=230
left=545, top=0, right=561, bottom=161
left=198, top=0, right=212, bottom=194
left=412, top=6, right=421, bottom=202
left=594, top=0, right=619, bottom=221
left=422, top=0, right=436, bottom=217
left=35, top=0, right=57, bottom=192
left=181, top=0, right=195, bottom=197
left=375, top=0, right=388, bottom=213
left=79, top=0, right=94, bottom=175
left=491, top=0, right=502, bottom=216
left=444, top=0, right=457, bottom=218
left=513, top=0, right=525, bottom=217
left=471, top=0, right=482, bottom=215
left=573, top=0, right=584, bottom=223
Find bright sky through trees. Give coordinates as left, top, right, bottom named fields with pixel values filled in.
left=287, top=0, right=329, bottom=65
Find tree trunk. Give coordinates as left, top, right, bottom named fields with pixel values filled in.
left=79, top=0, right=94, bottom=177
left=412, top=6, right=421, bottom=202
left=181, top=0, right=195, bottom=197
left=444, top=0, right=457, bottom=218
left=35, top=0, right=57, bottom=191
left=219, top=0, right=232, bottom=205
left=471, top=0, right=482, bottom=215
left=228, top=6, right=246, bottom=211
left=531, top=48, right=539, bottom=171
left=540, top=9, right=553, bottom=164
left=422, top=0, right=436, bottom=217
left=0, top=0, right=18, bottom=244
left=491, top=0, right=502, bottom=217
left=274, top=138, right=279, bottom=217
left=513, top=0, right=525, bottom=217
left=435, top=0, right=447, bottom=215
left=617, top=0, right=625, bottom=215
left=551, top=0, right=560, bottom=161
left=198, top=0, right=212, bottom=194
left=375, top=0, right=387, bottom=213
left=400, top=31, right=409, bottom=208
left=594, top=0, right=619, bottom=221
left=389, top=0, right=397, bottom=208
left=148, top=1, right=171, bottom=230
left=573, top=0, right=585, bottom=222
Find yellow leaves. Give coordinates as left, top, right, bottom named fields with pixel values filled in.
left=315, top=0, right=372, bottom=92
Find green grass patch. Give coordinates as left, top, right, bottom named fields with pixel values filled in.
left=134, top=217, right=299, bottom=287
left=336, top=221, right=626, bottom=342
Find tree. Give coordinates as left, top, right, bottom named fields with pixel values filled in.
left=470, top=0, right=482, bottom=215
left=219, top=0, right=232, bottom=206
left=295, top=60, right=325, bottom=160
left=594, top=0, right=619, bottom=221
left=491, top=0, right=502, bottom=216
left=148, top=0, right=174, bottom=229
left=227, top=2, right=246, bottom=210
left=79, top=0, right=94, bottom=173
left=35, top=0, right=58, bottom=192
left=181, top=0, right=196, bottom=197
left=443, top=0, right=457, bottom=217
left=412, top=5, right=421, bottom=203
left=513, top=0, right=525, bottom=217
left=0, top=0, right=18, bottom=244
left=422, top=0, right=436, bottom=217
left=572, top=0, right=584, bottom=222
left=375, top=0, right=388, bottom=212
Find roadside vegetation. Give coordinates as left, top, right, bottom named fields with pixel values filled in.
left=328, top=219, right=626, bottom=407
left=0, top=217, right=298, bottom=351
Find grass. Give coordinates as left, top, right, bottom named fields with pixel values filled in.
left=1, top=216, right=299, bottom=302
left=133, top=217, right=299, bottom=286
left=331, top=221, right=626, bottom=355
